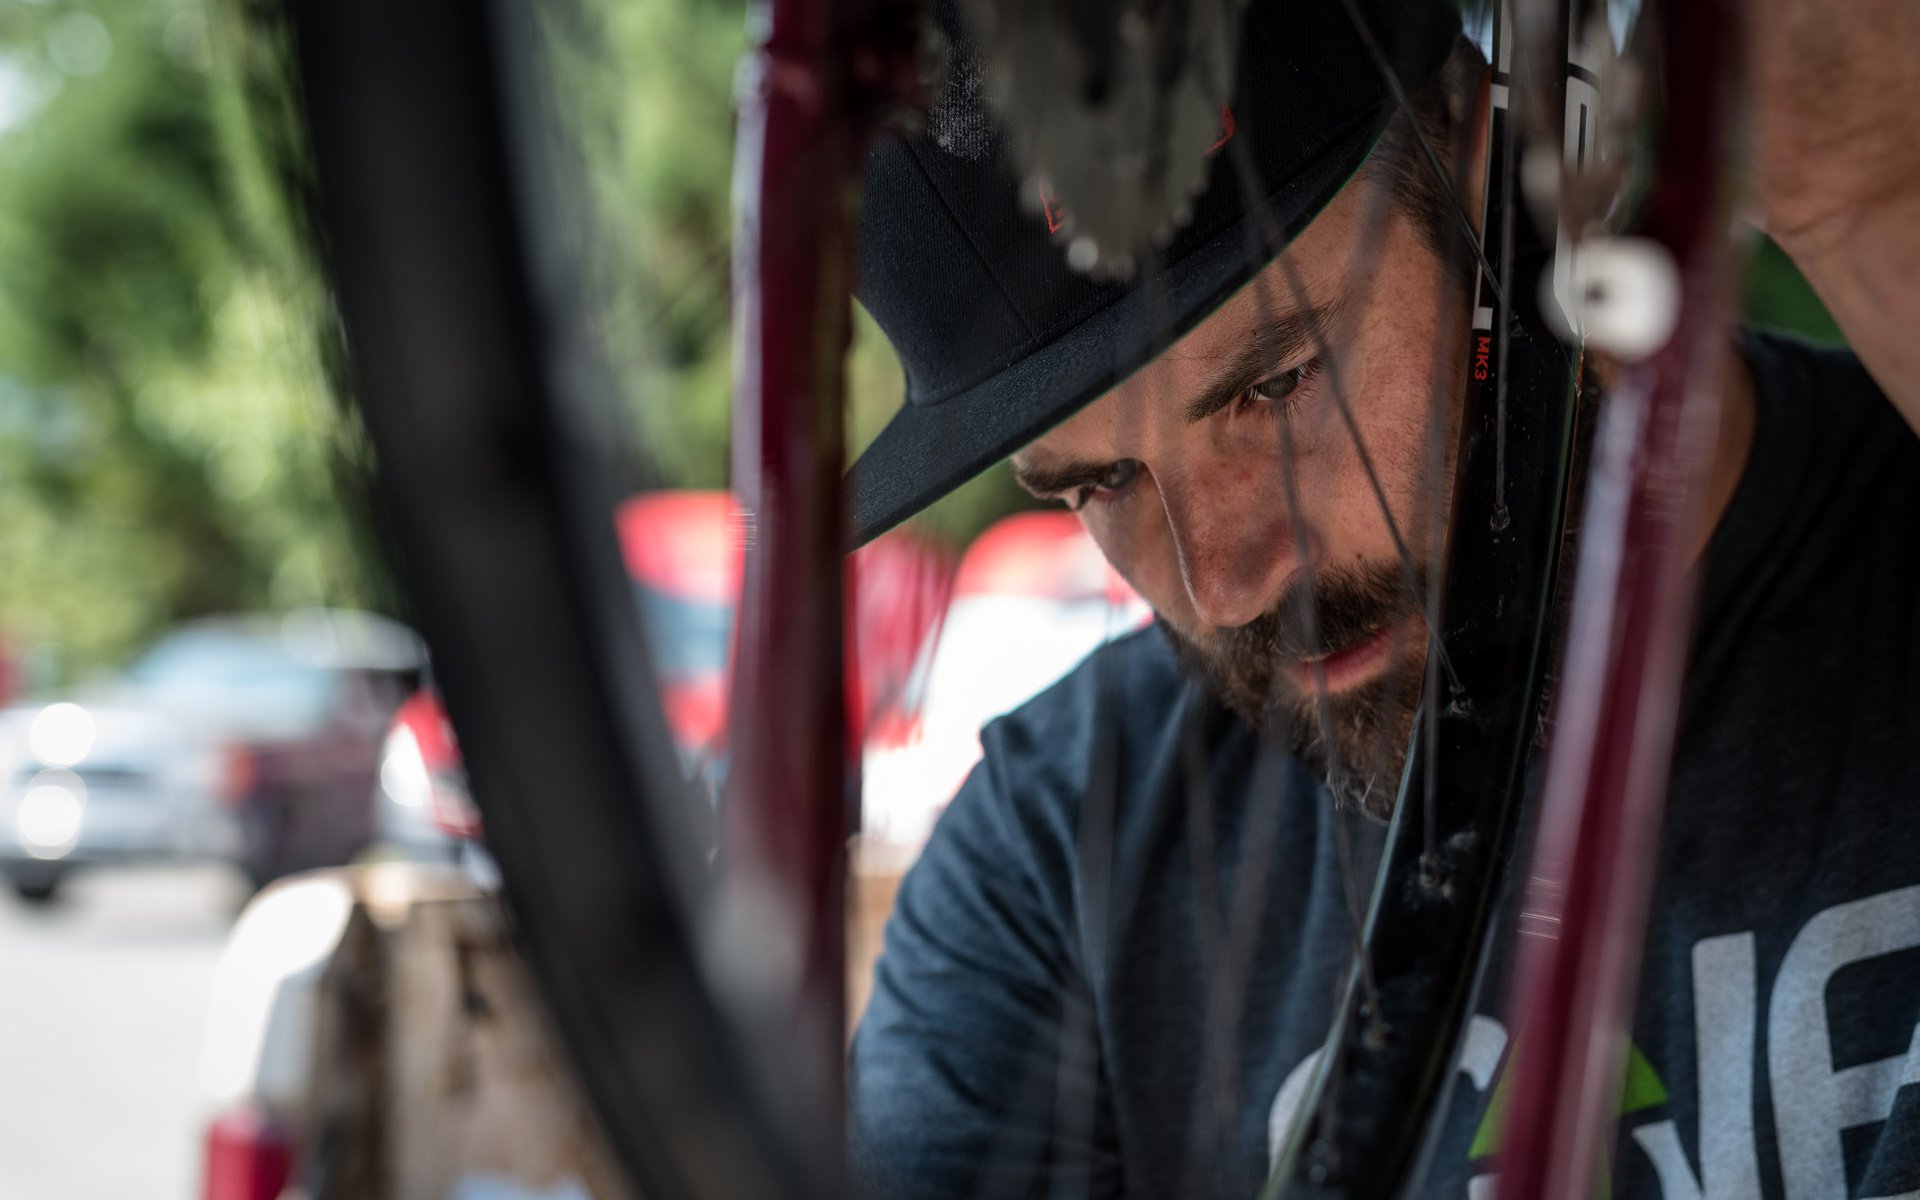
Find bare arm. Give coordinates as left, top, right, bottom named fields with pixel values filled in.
left=1748, top=0, right=1920, bottom=427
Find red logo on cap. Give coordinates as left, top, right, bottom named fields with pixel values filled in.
left=1207, top=104, right=1236, bottom=156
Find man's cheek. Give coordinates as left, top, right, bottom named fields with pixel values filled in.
left=1090, top=512, right=1185, bottom=621
left=1262, top=418, right=1330, bottom=493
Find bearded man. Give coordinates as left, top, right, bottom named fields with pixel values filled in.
left=846, top=0, right=1920, bottom=1196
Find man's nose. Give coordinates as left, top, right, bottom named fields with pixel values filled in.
left=1158, top=472, right=1304, bottom=629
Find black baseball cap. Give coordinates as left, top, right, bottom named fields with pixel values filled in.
left=848, top=0, right=1462, bottom=547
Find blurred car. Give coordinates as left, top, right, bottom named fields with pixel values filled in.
left=0, top=610, right=423, bottom=901
left=858, top=510, right=1151, bottom=854
left=373, top=490, right=954, bottom=865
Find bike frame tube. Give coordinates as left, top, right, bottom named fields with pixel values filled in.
left=1495, top=2, right=1745, bottom=1195
left=727, top=0, right=855, bottom=1118
left=726, top=0, right=917, bottom=1134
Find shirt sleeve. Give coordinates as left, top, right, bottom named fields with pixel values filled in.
left=848, top=713, right=1122, bottom=1200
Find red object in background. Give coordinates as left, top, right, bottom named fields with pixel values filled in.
left=393, top=689, right=460, bottom=776
left=952, top=511, right=1136, bottom=606
left=616, top=491, right=745, bottom=605
left=391, top=689, right=482, bottom=840
left=847, top=529, right=953, bottom=752
left=403, top=490, right=955, bottom=846
left=202, top=1106, right=294, bottom=1200
left=615, top=490, right=953, bottom=755
left=217, top=747, right=259, bottom=810
left=658, top=675, right=730, bottom=762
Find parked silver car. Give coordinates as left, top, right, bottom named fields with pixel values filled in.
left=0, top=610, right=423, bottom=902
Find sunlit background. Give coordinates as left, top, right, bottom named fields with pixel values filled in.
left=0, top=0, right=1841, bottom=1197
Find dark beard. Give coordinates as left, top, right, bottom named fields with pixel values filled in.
left=1160, top=562, right=1429, bottom=823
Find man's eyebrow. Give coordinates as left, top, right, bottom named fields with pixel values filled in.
left=1010, top=292, right=1348, bottom=498
left=1180, top=294, right=1347, bottom=424
left=1010, top=455, right=1109, bottom=499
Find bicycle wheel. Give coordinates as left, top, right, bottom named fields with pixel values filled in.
left=275, top=1, right=827, bottom=1196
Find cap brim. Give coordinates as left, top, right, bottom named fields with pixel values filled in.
left=846, top=98, right=1392, bottom=549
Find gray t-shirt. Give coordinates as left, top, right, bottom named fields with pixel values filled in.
left=849, top=331, right=1920, bottom=1199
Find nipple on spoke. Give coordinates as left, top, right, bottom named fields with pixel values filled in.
left=1415, top=850, right=1445, bottom=896
left=1490, top=503, right=1512, bottom=532
left=1307, top=1138, right=1339, bottom=1185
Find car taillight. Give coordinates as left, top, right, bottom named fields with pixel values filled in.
left=202, top=1106, right=293, bottom=1200
left=218, top=748, right=257, bottom=810
left=862, top=706, right=923, bottom=751
left=428, top=771, right=483, bottom=840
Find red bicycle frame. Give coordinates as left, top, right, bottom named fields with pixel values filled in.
left=725, top=0, right=920, bottom=1133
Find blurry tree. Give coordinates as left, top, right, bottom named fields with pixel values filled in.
left=0, top=0, right=391, bottom=683
left=538, top=0, right=741, bottom=489
left=1747, top=235, right=1843, bottom=345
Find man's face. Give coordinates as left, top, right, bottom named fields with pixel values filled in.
left=1011, top=173, right=1471, bottom=820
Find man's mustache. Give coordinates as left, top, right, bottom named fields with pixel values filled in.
left=1214, top=561, right=1425, bottom=667
left=1159, top=559, right=1429, bottom=821
left=1158, top=558, right=1426, bottom=735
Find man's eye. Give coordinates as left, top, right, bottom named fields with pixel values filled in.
left=1098, top=459, right=1141, bottom=492
left=1070, top=459, right=1142, bottom=508
left=1242, top=359, right=1321, bottom=411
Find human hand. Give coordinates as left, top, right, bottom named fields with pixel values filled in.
left=1739, top=0, right=1920, bottom=435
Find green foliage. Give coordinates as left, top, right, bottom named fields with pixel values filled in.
left=1747, top=234, right=1844, bottom=345
left=538, top=0, right=743, bottom=488
left=0, top=0, right=386, bottom=682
